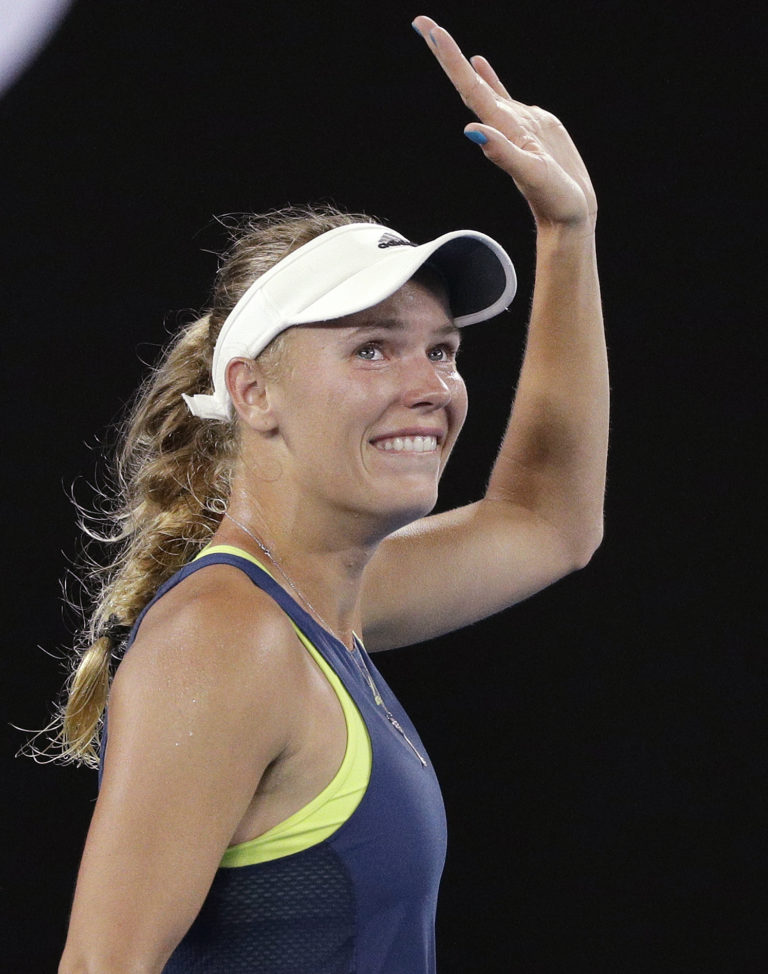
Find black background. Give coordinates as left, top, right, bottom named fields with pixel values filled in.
left=2, top=1, right=764, bottom=971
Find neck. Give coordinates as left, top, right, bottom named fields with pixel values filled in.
left=212, top=482, right=380, bottom=650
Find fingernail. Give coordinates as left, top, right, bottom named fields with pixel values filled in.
left=411, top=22, right=422, bottom=37
left=429, top=29, right=438, bottom=46
left=464, top=130, right=488, bottom=146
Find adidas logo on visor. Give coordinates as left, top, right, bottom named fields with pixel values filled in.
left=378, top=232, right=418, bottom=249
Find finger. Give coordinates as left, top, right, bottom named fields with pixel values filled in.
left=412, top=17, right=501, bottom=122
left=411, top=14, right=439, bottom=39
left=469, top=55, right=512, bottom=101
left=464, top=123, right=546, bottom=184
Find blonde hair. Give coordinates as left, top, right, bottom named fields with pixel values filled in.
left=40, top=203, right=378, bottom=767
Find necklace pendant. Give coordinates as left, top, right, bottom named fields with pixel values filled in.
left=386, top=714, right=428, bottom=767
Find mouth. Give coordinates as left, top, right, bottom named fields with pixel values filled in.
left=370, top=432, right=441, bottom=454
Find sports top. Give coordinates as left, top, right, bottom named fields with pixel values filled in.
left=101, top=546, right=447, bottom=974
left=206, top=546, right=373, bottom=868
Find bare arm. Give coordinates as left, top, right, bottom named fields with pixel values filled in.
left=362, top=16, right=608, bottom=650
left=59, top=571, right=302, bottom=974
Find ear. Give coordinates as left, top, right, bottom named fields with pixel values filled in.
left=226, top=357, right=278, bottom=433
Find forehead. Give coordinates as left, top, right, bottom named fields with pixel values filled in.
left=271, top=276, right=459, bottom=362
left=336, top=275, right=455, bottom=332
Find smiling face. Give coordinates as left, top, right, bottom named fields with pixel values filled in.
left=256, top=274, right=468, bottom=537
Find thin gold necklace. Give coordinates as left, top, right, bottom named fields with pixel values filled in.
left=222, top=510, right=346, bottom=647
left=221, top=510, right=427, bottom=767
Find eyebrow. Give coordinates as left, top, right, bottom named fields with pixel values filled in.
left=347, top=317, right=461, bottom=339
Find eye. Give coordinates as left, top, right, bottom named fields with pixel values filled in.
left=427, top=343, right=459, bottom=363
left=356, top=342, right=384, bottom=361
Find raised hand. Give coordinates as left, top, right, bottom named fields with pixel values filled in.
left=412, top=15, right=597, bottom=231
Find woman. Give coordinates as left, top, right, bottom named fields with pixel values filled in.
left=56, top=15, right=607, bottom=974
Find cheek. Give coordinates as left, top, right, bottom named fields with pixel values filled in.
left=449, top=373, right=469, bottom=435
left=288, top=380, right=372, bottom=458
left=437, top=374, right=468, bottom=475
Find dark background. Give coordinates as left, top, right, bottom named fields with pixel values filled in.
left=2, top=1, right=764, bottom=971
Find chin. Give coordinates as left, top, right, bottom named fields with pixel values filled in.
left=374, top=489, right=439, bottom=535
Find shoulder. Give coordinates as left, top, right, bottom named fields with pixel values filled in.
left=109, top=562, right=306, bottom=759
left=131, top=562, right=297, bottom=665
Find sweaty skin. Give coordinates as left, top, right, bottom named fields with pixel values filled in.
left=59, top=15, right=607, bottom=974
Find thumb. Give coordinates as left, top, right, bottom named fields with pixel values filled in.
left=464, top=124, right=544, bottom=182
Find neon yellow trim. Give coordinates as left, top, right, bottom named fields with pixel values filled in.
left=193, top=543, right=275, bottom=577
left=193, top=543, right=372, bottom=867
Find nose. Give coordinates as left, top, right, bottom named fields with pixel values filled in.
left=399, top=355, right=453, bottom=410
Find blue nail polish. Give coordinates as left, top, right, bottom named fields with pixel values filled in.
left=465, top=130, right=488, bottom=146
left=429, top=30, right=437, bottom=45
left=411, top=23, right=422, bottom=37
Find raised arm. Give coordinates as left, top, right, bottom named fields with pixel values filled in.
left=361, top=15, right=608, bottom=650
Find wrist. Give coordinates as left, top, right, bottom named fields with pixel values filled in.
left=535, top=219, right=597, bottom=257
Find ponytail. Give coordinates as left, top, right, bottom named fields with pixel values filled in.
left=57, top=314, right=237, bottom=766
left=33, top=204, right=378, bottom=767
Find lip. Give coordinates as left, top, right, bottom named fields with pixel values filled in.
left=369, top=427, right=445, bottom=445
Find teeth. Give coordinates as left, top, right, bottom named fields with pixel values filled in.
left=376, top=435, right=437, bottom=453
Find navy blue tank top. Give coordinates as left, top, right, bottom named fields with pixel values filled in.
left=103, top=550, right=447, bottom=973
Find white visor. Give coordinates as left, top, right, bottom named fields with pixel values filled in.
left=183, top=222, right=516, bottom=420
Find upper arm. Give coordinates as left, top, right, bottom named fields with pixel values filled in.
left=61, top=569, right=301, bottom=973
left=361, top=498, right=586, bottom=651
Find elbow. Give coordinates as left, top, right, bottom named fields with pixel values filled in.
left=568, top=520, right=604, bottom=571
